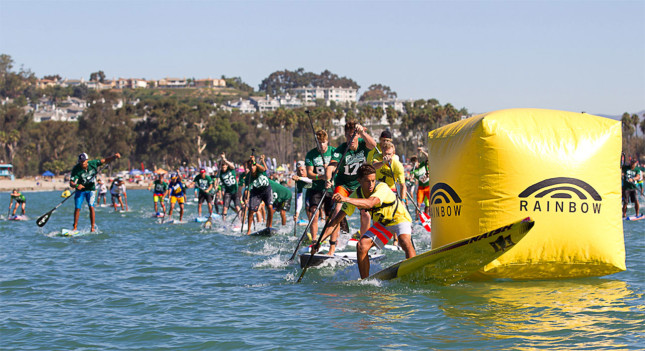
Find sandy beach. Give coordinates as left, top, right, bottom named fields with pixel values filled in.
left=0, top=176, right=149, bottom=193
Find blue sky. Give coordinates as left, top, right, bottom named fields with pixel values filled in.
left=1, top=0, right=643, bottom=115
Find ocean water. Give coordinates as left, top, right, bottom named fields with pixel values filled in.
left=1, top=189, right=643, bottom=350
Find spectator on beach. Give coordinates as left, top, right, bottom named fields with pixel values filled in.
left=622, top=158, right=642, bottom=218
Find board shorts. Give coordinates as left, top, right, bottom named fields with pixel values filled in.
left=153, top=193, right=165, bottom=202
left=111, top=193, right=122, bottom=201
left=334, top=185, right=355, bottom=197
left=74, top=190, right=96, bottom=209
left=223, top=191, right=241, bottom=209
left=274, top=198, right=291, bottom=212
left=417, top=185, right=430, bottom=206
left=170, top=195, right=185, bottom=204
left=622, top=188, right=638, bottom=204
left=198, top=191, right=213, bottom=204
left=16, top=198, right=25, bottom=204
left=249, top=186, right=273, bottom=212
left=361, top=221, right=412, bottom=250
left=306, top=189, right=333, bottom=216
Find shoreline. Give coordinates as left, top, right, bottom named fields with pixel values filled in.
left=0, top=177, right=150, bottom=193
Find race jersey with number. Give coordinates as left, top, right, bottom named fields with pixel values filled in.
left=305, top=146, right=336, bottom=191
left=11, top=193, right=25, bottom=202
left=622, top=165, right=641, bottom=190
left=245, top=171, right=270, bottom=194
left=269, top=179, right=292, bottom=204
left=412, top=161, right=430, bottom=187
left=219, top=169, right=239, bottom=194
left=70, top=159, right=103, bottom=191
left=110, top=182, right=126, bottom=195
left=152, top=180, right=168, bottom=194
left=331, top=138, right=371, bottom=190
left=169, top=181, right=186, bottom=197
left=193, top=175, right=213, bottom=195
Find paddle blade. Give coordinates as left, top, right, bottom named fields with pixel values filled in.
left=420, top=212, right=432, bottom=232
left=36, top=210, right=53, bottom=227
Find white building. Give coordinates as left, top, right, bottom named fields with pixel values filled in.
left=289, top=86, right=357, bottom=105
left=225, top=98, right=257, bottom=114
left=250, top=95, right=280, bottom=112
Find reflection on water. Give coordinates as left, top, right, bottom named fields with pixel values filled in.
left=436, top=279, right=643, bottom=350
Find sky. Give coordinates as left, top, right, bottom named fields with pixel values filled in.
left=0, top=0, right=643, bottom=115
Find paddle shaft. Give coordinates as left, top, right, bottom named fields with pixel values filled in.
left=297, top=129, right=359, bottom=283
left=288, top=190, right=327, bottom=261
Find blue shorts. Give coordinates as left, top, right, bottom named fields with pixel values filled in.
left=74, top=190, right=96, bottom=209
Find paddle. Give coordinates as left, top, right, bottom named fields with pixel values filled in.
left=240, top=148, right=256, bottom=233
left=289, top=110, right=332, bottom=259
left=297, top=128, right=359, bottom=283
left=37, top=163, right=107, bottom=227
left=405, top=190, right=432, bottom=232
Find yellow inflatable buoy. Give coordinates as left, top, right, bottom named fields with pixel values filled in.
left=61, top=190, right=71, bottom=198
left=427, top=108, right=624, bottom=279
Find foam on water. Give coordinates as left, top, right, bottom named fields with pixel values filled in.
left=2, top=189, right=643, bottom=350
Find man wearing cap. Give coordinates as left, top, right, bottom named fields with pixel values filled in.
left=168, top=173, right=187, bottom=221
left=70, top=152, right=121, bottom=232
left=193, top=168, right=214, bottom=218
left=110, top=177, right=128, bottom=212
left=366, top=129, right=396, bottom=164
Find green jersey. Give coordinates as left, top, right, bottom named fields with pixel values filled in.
left=331, top=138, right=371, bottom=191
left=412, top=161, right=430, bottom=187
left=70, top=159, right=103, bottom=191
left=269, top=179, right=292, bottom=204
left=305, top=145, right=335, bottom=191
left=622, top=165, right=641, bottom=190
left=219, top=169, right=239, bottom=194
left=245, top=171, right=270, bottom=194
left=193, top=174, right=214, bottom=195
left=11, top=193, right=25, bottom=203
left=152, top=180, right=168, bottom=194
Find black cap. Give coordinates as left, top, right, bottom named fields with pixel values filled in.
left=380, top=130, right=392, bottom=139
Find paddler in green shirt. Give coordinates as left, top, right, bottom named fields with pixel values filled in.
left=269, top=178, right=292, bottom=226
left=219, top=153, right=241, bottom=220
left=148, top=174, right=169, bottom=216
left=192, top=168, right=214, bottom=218
left=304, top=130, right=335, bottom=241
left=9, top=189, right=26, bottom=217
left=70, top=152, right=121, bottom=232
left=324, top=121, right=376, bottom=256
left=243, top=154, right=273, bottom=235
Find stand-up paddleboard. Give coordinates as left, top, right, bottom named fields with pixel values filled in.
left=8, top=215, right=27, bottom=221
left=249, top=227, right=278, bottom=236
left=59, top=229, right=81, bottom=237
left=624, top=214, right=645, bottom=221
left=297, top=219, right=308, bottom=226
left=368, top=217, right=535, bottom=284
left=194, top=217, right=209, bottom=223
left=299, top=251, right=386, bottom=268
left=152, top=212, right=165, bottom=218
left=346, top=238, right=401, bottom=251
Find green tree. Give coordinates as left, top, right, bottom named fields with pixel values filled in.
left=89, top=70, right=106, bottom=83
left=359, top=84, right=398, bottom=101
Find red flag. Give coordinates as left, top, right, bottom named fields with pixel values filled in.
left=420, top=212, right=432, bottom=232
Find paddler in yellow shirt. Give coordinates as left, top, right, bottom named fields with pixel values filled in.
left=314, top=164, right=416, bottom=279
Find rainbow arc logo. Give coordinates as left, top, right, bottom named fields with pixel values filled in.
left=519, top=177, right=602, bottom=214
left=430, top=182, right=462, bottom=217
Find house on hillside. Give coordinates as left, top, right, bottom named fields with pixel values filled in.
left=250, top=95, right=280, bottom=112
left=225, top=98, right=257, bottom=113
left=158, top=77, right=187, bottom=88
left=194, top=78, right=226, bottom=88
